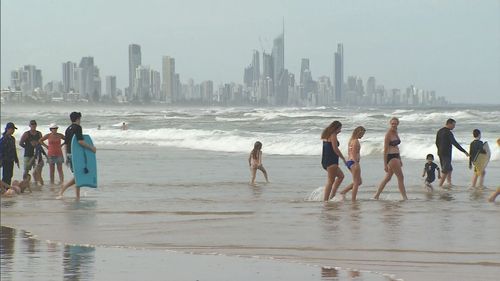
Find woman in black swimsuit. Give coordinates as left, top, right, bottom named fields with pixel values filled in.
left=321, top=121, right=347, bottom=201
left=374, top=117, right=408, bottom=200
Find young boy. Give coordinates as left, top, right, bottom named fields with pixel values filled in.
left=422, top=154, right=441, bottom=191
left=469, top=129, right=488, bottom=188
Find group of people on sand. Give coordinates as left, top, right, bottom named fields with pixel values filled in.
left=0, top=112, right=97, bottom=199
left=249, top=117, right=499, bottom=202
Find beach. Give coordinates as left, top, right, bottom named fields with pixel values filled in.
left=1, top=105, right=499, bottom=280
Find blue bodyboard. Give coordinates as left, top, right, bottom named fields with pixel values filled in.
left=71, top=135, right=97, bottom=188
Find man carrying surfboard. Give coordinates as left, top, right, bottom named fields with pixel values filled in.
left=469, top=129, right=490, bottom=188
left=57, top=112, right=96, bottom=199
left=435, top=119, right=469, bottom=187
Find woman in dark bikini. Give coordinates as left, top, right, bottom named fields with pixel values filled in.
left=321, top=121, right=347, bottom=201
left=374, top=117, right=408, bottom=200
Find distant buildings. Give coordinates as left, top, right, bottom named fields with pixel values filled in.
left=128, top=44, right=141, bottom=100
left=2, top=28, right=449, bottom=107
left=334, top=43, right=344, bottom=103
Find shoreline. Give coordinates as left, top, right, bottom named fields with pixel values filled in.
left=0, top=225, right=395, bottom=281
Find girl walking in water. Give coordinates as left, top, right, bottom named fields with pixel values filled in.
left=248, top=141, right=269, bottom=185
left=321, top=121, right=347, bottom=201
left=374, top=117, right=408, bottom=200
left=339, top=126, right=366, bottom=201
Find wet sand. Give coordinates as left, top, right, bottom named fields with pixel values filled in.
left=0, top=226, right=392, bottom=281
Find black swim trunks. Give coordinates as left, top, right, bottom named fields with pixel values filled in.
left=439, top=155, right=452, bottom=174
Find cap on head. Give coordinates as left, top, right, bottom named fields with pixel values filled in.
left=49, top=123, right=59, bottom=129
left=70, top=112, right=82, bottom=122
left=29, top=120, right=37, bottom=125
left=5, top=122, right=17, bottom=130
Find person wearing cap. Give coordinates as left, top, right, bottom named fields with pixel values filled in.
left=39, top=123, right=65, bottom=185
left=19, top=120, right=43, bottom=179
left=58, top=112, right=96, bottom=199
left=0, top=122, right=20, bottom=186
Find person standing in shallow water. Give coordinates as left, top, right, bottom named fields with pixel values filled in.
left=374, top=117, right=408, bottom=200
left=39, top=123, right=65, bottom=185
left=321, top=121, right=347, bottom=201
left=435, top=118, right=469, bottom=187
left=248, top=141, right=269, bottom=185
left=0, top=123, right=20, bottom=186
left=57, top=112, right=96, bottom=199
left=19, top=120, right=42, bottom=179
left=339, top=126, right=365, bottom=202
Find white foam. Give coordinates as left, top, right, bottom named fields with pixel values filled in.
left=305, top=187, right=324, bottom=201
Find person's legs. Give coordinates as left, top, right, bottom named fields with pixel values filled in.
left=23, top=157, right=32, bottom=178
left=250, top=167, right=257, bottom=185
left=323, top=165, right=337, bottom=201
left=49, top=162, right=55, bottom=184
left=390, top=159, right=408, bottom=200
left=478, top=171, right=485, bottom=187
left=58, top=178, right=75, bottom=198
left=2, top=161, right=14, bottom=185
left=330, top=168, right=344, bottom=199
left=374, top=167, right=393, bottom=199
left=56, top=163, right=64, bottom=184
left=76, top=187, right=80, bottom=200
left=351, top=165, right=362, bottom=201
left=257, top=165, right=269, bottom=182
left=471, top=173, right=478, bottom=187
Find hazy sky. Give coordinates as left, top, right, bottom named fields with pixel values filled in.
left=2, top=0, right=499, bottom=103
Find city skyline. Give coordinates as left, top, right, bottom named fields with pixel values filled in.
left=1, top=0, right=499, bottom=104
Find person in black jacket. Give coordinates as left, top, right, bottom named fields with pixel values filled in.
left=0, top=122, right=20, bottom=186
left=435, top=119, right=469, bottom=187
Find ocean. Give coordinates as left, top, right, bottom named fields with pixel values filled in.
left=1, top=105, right=499, bottom=281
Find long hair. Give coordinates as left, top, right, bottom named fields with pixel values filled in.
left=321, top=121, right=342, bottom=139
left=351, top=126, right=366, bottom=140
left=251, top=141, right=262, bottom=159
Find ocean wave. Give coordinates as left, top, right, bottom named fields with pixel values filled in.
left=86, top=127, right=500, bottom=161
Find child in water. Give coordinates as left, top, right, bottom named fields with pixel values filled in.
left=248, top=141, right=269, bottom=185
left=422, top=154, right=440, bottom=191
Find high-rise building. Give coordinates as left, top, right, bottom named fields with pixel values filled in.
left=271, top=25, right=288, bottom=105
left=106, top=76, right=117, bottom=99
left=10, top=65, right=43, bottom=94
left=252, top=50, right=260, bottom=86
left=262, top=52, right=273, bottom=80
left=162, top=56, right=175, bottom=103
left=200, top=80, right=214, bottom=104
left=135, top=65, right=151, bottom=102
left=62, top=62, right=76, bottom=93
left=150, top=70, right=161, bottom=101
left=128, top=44, right=142, bottom=100
left=78, top=57, right=95, bottom=101
left=334, top=43, right=344, bottom=103
left=300, top=58, right=310, bottom=85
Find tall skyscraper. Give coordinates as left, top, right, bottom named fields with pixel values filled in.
left=135, top=65, right=151, bottom=102
left=162, top=56, right=175, bottom=103
left=78, top=57, right=96, bottom=101
left=334, top=43, right=344, bottom=103
left=262, top=52, right=273, bottom=80
left=252, top=50, right=260, bottom=86
left=106, top=75, right=117, bottom=99
left=62, top=61, right=76, bottom=93
left=271, top=25, right=287, bottom=105
left=300, top=58, right=310, bottom=85
left=128, top=44, right=142, bottom=100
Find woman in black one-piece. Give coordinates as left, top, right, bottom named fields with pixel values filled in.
left=321, top=121, right=347, bottom=201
